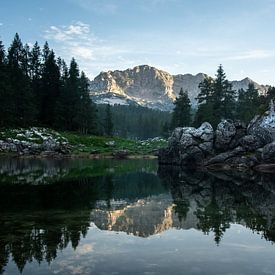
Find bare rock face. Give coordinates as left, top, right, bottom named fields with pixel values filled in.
left=90, top=65, right=268, bottom=111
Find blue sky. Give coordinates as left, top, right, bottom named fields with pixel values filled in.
left=1, top=0, right=275, bottom=84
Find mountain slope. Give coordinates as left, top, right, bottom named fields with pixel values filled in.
left=89, top=65, right=269, bottom=111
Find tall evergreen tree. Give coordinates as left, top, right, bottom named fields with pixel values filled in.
left=195, top=65, right=236, bottom=128
left=194, top=77, right=215, bottom=127
left=236, top=83, right=260, bottom=123
left=171, top=88, right=191, bottom=128
left=213, top=65, right=236, bottom=124
left=7, top=33, right=36, bottom=126
left=74, top=71, right=97, bottom=134
left=40, top=49, right=60, bottom=126
left=0, top=41, right=10, bottom=127
left=104, top=104, right=114, bottom=136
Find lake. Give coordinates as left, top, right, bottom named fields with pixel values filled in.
left=0, top=157, right=275, bottom=275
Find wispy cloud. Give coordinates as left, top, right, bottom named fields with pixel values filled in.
left=0, top=23, right=3, bottom=26
left=43, top=21, right=134, bottom=78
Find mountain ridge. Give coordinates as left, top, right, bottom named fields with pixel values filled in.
left=89, top=65, right=269, bottom=111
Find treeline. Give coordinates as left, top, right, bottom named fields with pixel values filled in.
left=97, top=104, right=171, bottom=139
left=171, top=65, right=275, bottom=130
left=0, top=33, right=96, bottom=134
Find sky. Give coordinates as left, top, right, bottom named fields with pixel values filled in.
left=1, top=0, right=275, bottom=84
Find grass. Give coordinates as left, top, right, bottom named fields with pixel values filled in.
left=0, top=127, right=168, bottom=157
left=62, top=131, right=167, bottom=155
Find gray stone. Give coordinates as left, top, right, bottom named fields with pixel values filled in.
left=262, top=142, right=275, bottom=163
left=215, top=120, right=236, bottom=151
left=239, top=135, right=263, bottom=151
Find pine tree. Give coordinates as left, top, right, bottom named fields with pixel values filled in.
left=195, top=65, right=236, bottom=128
left=40, top=48, right=60, bottom=126
left=0, top=41, right=10, bottom=127
left=171, top=88, right=191, bottom=129
left=104, top=104, right=113, bottom=136
left=236, top=83, right=260, bottom=123
left=74, top=71, right=97, bottom=134
left=7, top=33, right=36, bottom=126
left=194, top=76, right=215, bottom=127
left=213, top=65, right=236, bottom=125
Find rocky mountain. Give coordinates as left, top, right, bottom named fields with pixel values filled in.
left=89, top=65, right=269, bottom=111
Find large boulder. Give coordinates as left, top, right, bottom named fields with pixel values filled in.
left=159, top=122, right=214, bottom=166
left=262, top=142, right=275, bottom=163
left=239, top=135, right=263, bottom=151
left=215, top=120, right=236, bottom=151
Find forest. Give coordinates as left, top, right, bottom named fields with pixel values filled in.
left=1, top=33, right=275, bottom=140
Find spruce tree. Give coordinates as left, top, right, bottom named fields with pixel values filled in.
left=104, top=104, right=113, bottom=136
left=171, top=88, right=191, bottom=129
left=7, top=33, right=36, bottom=126
left=195, top=65, right=236, bottom=128
left=40, top=49, right=60, bottom=126
left=0, top=41, right=10, bottom=127
left=236, top=83, right=260, bottom=123
left=194, top=76, right=215, bottom=127
left=213, top=65, right=236, bottom=125
left=74, top=71, right=97, bottom=134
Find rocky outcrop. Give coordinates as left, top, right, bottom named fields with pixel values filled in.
left=90, top=65, right=269, bottom=111
left=0, top=128, right=71, bottom=156
left=159, top=101, right=275, bottom=170
left=159, top=122, right=214, bottom=167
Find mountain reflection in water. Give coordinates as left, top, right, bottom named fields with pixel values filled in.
left=0, top=158, right=275, bottom=274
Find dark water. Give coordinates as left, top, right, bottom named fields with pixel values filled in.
left=0, top=158, right=275, bottom=275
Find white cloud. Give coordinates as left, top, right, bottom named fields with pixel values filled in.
left=44, top=21, right=91, bottom=42
left=43, top=22, right=131, bottom=77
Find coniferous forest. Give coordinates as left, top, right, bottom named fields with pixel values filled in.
left=1, top=34, right=275, bottom=139
left=0, top=33, right=96, bottom=134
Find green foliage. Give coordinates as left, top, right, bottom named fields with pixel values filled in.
left=236, top=83, right=260, bottom=123
left=195, top=65, right=236, bottom=128
left=0, top=34, right=97, bottom=135
left=171, top=88, right=191, bottom=128
left=62, top=131, right=167, bottom=155
left=103, top=104, right=113, bottom=136
left=96, top=104, right=171, bottom=139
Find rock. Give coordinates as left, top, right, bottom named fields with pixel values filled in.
left=90, top=65, right=268, bottom=111
left=262, top=142, right=275, bottom=163
left=215, top=120, right=236, bottom=151
left=0, top=128, right=71, bottom=156
left=207, top=146, right=246, bottom=165
left=248, top=100, right=275, bottom=141
left=159, top=123, right=214, bottom=166
left=239, top=135, right=263, bottom=151
left=228, top=121, right=247, bottom=149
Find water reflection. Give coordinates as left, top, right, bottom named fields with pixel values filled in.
left=0, top=158, right=275, bottom=274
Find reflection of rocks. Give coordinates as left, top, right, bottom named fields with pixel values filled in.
left=158, top=165, right=275, bottom=244
left=159, top=102, right=275, bottom=170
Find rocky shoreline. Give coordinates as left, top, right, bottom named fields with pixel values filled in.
left=159, top=101, right=275, bottom=172
left=0, top=128, right=72, bottom=157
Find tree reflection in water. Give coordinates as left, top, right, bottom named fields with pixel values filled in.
left=0, top=158, right=275, bottom=273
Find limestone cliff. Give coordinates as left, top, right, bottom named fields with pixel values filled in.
left=89, top=65, right=269, bottom=111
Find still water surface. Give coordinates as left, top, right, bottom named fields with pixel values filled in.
left=0, top=158, right=275, bottom=274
